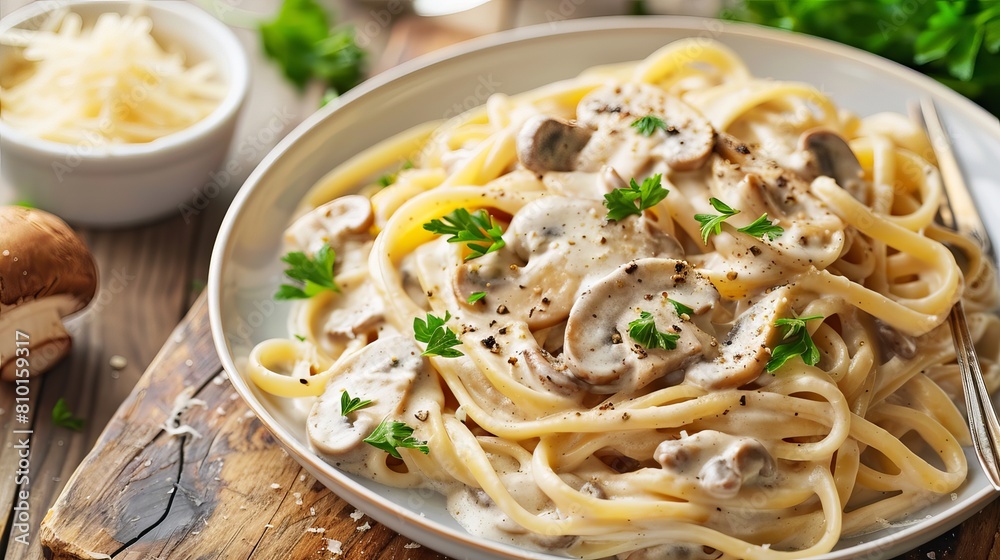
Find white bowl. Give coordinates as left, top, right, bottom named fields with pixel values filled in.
left=0, top=0, right=249, bottom=227
left=210, top=17, right=1000, bottom=560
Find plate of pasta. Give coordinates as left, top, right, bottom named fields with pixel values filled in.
left=209, top=17, right=1000, bottom=560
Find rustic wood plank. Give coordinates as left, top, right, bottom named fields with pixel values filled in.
left=38, top=297, right=448, bottom=559
left=1, top=213, right=201, bottom=558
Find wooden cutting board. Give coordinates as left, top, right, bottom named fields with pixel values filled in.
left=37, top=294, right=1000, bottom=560
left=38, top=295, right=446, bottom=560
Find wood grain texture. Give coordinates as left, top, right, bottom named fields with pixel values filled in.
left=37, top=297, right=447, bottom=560
left=1, top=213, right=200, bottom=557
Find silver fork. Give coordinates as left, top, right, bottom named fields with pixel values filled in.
left=910, top=97, right=1000, bottom=491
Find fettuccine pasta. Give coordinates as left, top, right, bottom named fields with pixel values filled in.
left=248, top=39, right=1000, bottom=559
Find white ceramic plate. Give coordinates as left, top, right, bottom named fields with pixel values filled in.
left=209, top=17, right=1000, bottom=560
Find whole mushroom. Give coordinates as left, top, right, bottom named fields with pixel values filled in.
left=0, top=206, right=98, bottom=381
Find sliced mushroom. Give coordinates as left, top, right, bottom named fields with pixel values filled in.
left=710, top=134, right=845, bottom=271
left=563, top=258, right=719, bottom=394
left=685, top=286, right=792, bottom=390
left=795, top=128, right=866, bottom=201
left=285, top=195, right=375, bottom=272
left=0, top=206, right=98, bottom=381
left=307, top=335, right=427, bottom=462
left=654, top=430, right=775, bottom=499
left=575, top=82, right=715, bottom=176
left=453, top=196, right=682, bottom=330
left=516, top=115, right=593, bottom=173
left=319, top=281, right=385, bottom=341
left=874, top=319, right=917, bottom=361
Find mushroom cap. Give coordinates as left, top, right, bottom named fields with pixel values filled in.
left=0, top=206, right=97, bottom=314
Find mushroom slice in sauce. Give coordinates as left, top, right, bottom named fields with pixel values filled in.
left=709, top=135, right=845, bottom=273
left=795, top=128, right=866, bottom=202
left=685, top=286, right=792, bottom=390
left=284, top=195, right=375, bottom=272
left=563, top=258, right=719, bottom=394
left=654, top=430, right=775, bottom=499
left=516, top=115, right=594, bottom=173
left=307, top=335, right=427, bottom=462
left=575, top=82, right=715, bottom=177
left=453, top=196, right=682, bottom=330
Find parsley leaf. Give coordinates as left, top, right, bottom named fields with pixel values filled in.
left=377, top=160, right=414, bottom=188
left=694, top=197, right=740, bottom=244
left=724, top=1, right=1000, bottom=118
left=630, top=115, right=673, bottom=137
left=423, top=209, right=506, bottom=260
left=737, top=213, right=784, bottom=241
left=274, top=244, right=339, bottom=300
left=765, top=314, right=824, bottom=373
left=667, top=298, right=694, bottom=318
left=363, top=418, right=429, bottom=458
left=628, top=311, right=679, bottom=350
left=413, top=311, right=464, bottom=358
left=340, top=390, right=373, bottom=416
left=52, top=398, right=84, bottom=431
left=467, top=291, right=487, bottom=304
left=260, top=0, right=366, bottom=95
left=603, top=174, right=669, bottom=221
left=293, top=334, right=306, bottom=342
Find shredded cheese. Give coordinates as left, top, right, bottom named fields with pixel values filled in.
left=0, top=7, right=225, bottom=144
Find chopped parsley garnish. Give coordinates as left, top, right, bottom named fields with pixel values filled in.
left=738, top=213, right=784, bottom=241
left=340, top=390, right=372, bottom=416
left=260, top=0, right=366, bottom=95
left=293, top=334, right=306, bottom=342
left=765, top=314, right=824, bottom=373
left=603, top=174, right=669, bottom=221
left=627, top=311, right=679, bottom=350
left=274, top=244, right=339, bottom=300
left=668, top=299, right=694, bottom=318
left=377, top=160, right=414, bottom=188
left=52, top=398, right=84, bottom=431
left=423, top=208, right=506, bottom=261
left=363, top=418, right=429, bottom=458
left=694, top=197, right=740, bottom=244
left=631, top=115, right=672, bottom=137
left=467, top=291, right=487, bottom=304
left=413, top=311, right=464, bottom=358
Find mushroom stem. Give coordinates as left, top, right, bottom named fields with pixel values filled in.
left=0, top=295, right=76, bottom=381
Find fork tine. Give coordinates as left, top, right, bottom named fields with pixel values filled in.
left=918, top=98, right=993, bottom=254
left=915, top=97, right=1000, bottom=491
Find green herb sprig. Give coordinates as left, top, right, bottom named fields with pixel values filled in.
left=628, top=311, right=679, bottom=351
left=695, top=198, right=785, bottom=243
left=667, top=299, right=694, bottom=317
left=765, top=314, right=824, bottom=373
left=423, top=209, right=506, bottom=261
left=52, top=398, right=84, bottom=431
left=630, top=115, right=673, bottom=137
left=274, top=244, right=339, bottom=300
left=363, top=418, right=429, bottom=458
left=467, top=291, right=487, bottom=304
left=604, top=174, right=669, bottom=221
left=738, top=213, right=784, bottom=241
left=413, top=311, right=464, bottom=358
left=694, top=197, right=740, bottom=244
left=340, top=391, right=372, bottom=416
left=377, top=160, right=414, bottom=188
left=260, top=0, right=366, bottom=96
left=724, top=1, right=1000, bottom=117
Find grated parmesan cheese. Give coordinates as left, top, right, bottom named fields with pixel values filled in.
left=0, top=7, right=225, bottom=145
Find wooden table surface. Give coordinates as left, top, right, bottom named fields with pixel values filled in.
left=2, top=2, right=999, bottom=559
